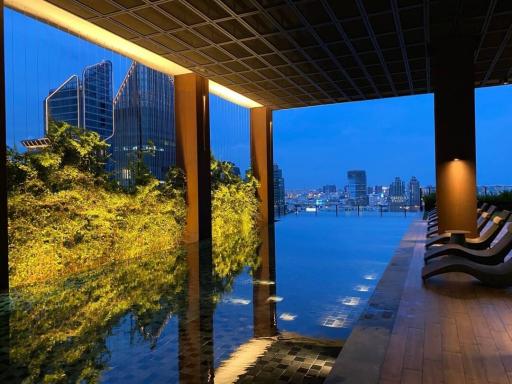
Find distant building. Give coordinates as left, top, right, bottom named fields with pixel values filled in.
left=347, top=170, right=368, bottom=206
left=44, top=61, right=113, bottom=139
left=388, top=177, right=407, bottom=211
left=367, top=186, right=374, bottom=195
left=322, top=185, right=337, bottom=194
left=374, top=185, right=383, bottom=194
left=111, top=62, right=175, bottom=185
left=274, top=164, right=285, bottom=214
left=408, top=176, right=421, bottom=209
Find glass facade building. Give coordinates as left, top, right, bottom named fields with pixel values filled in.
left=347, top=170, right=368, bottom=206
left=82, top=61, right=114, bottom=139
left=45, top=75, right=81, bottom=130
left=111, top=62, right=175, bottom=185
left=388, top=176, right=407, bottom=211
left=408, top=176, right=421, bottom=209
left=44, top=61, right=113, bottom=139
left=274, top=164, right=286, bottom=214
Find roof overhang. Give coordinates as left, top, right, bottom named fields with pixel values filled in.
left=5, top=0, right=512, bottom=109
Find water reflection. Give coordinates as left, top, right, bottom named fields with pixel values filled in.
left=0, top=226, right=286, bottom=383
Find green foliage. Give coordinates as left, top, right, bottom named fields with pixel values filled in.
left=478, top=191, right=512, bottom=206
left=4, top=126, right=263, bottom=382
left=211, top=157, right=261, bottom=286
left=7, top=121, right=186, bottom=287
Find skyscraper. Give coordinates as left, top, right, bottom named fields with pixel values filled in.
left=388, top=176, right=407, bottom=211
left=45, top=75, right=81, bottom=129
left=82, top=61, right=114, bottom=138
left=347, top=170, right=368, bottom=206
left=44, top=61, right=113, bottom=139
left=408, top=176, right=421, bottom=208
left=111, top=62, right=175, bottom=185
left=274, top=164, right=285, bottom=214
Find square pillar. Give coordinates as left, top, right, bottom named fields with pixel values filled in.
left=433, top=38, right=478, bottom=237
left=0, top=5, right=8, bottom=292
left=175, top=73, right=211, bottom=244
left=250, top=107, right=274, bottom=225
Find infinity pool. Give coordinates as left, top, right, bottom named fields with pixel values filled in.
left=0, top=212, right=415, bottom=383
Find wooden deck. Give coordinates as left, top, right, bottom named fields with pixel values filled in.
left=327, top=219, right=512, bottom=384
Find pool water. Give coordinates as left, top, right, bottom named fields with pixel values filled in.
left=0, top=212, right=415, bottom=383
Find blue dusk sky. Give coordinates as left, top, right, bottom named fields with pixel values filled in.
left=275, top=86, right=512, bottom=189
left=4, top=9, right=511, bottom=190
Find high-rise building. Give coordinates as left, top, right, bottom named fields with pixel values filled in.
left=82, top=61, right=114, bottom=138
left=44, top=61, right=113, bottom=139
left=374, top=185, right=383, bottom=194
left=111, top=62, right=175, bottom=185
left=388, top=176, right=407, bottom=211
left=347, top=170, right=368, bottom=206
left=274, top=164, right=285, bottom=214
left=322, top=185, right=337, bottom=194
left=408, top=176, right=421, bottom=208
left=45, top=75, right=81, bottom=129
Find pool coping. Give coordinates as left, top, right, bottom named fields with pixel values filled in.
left=325, top=219, right=424, bottom=384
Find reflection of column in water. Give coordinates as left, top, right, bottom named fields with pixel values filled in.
left=178, top=244, right=214, bottom=384
left=253, top=226, right=277, bottom=338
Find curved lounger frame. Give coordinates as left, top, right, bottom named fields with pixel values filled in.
left=424, top=224, right=512, bottom=265
left=422, top=256, right=512, bottom=288
left=425, top=210, right=510, bottom=249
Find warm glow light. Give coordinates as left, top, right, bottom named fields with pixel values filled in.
left=453, top=158, right=460, bottom=161
left=209, top=81, right=263, bottom=109
left=5, top=0, right=263, bottom=109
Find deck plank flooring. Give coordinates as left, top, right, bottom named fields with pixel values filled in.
left=327, top=219, right=512, bottom=384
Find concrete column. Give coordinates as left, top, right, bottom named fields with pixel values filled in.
left=175, top=73, right=211, bottom=244
left=0, top=4, right=8, bottom=292
left=250, top=107, right=274, bottom=225
left=253, top=226, right=277, bottom=338
left=432, top=38, right=478, bottom=237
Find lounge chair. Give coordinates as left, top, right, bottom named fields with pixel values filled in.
left=422, top=252, right=512, bottom=288
left=427, top=202, right=489, bottom=228
left=424, top=223, right=512, bottom=265
left=425, top=210, right=510, bottom=249
left=426, top=205, right=496, bottom=238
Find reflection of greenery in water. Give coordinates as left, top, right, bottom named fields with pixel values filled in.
left=8, top=250, right=188, bottom=383
left=5, top=123, right=262, bottom=382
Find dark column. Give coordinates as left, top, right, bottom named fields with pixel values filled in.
left=432, top=38, right=478, bottom=237
left=175, top=74, right=211, bottom=243
left=178, top=244, right=214, bottom=384
left=0, top=4, right=8, bottom=292
left=250, top=107, right=274, bottom=225
left=253, top=226, right=277, bottom=338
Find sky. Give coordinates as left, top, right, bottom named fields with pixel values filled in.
left=274, top=85, right=512, bottom=189
left=4, top=9, right=511, bottom=190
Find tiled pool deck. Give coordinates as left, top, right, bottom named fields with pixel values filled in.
left=327, top=219, right=512, bottom=384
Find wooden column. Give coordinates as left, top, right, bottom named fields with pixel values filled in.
left=0, top=4, right=8, bottom=292
left=250, top=107, right=274, bottom=225
left=433, top=38, right=478, bottom=237
left=175, top=73, right=211, bottom=243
